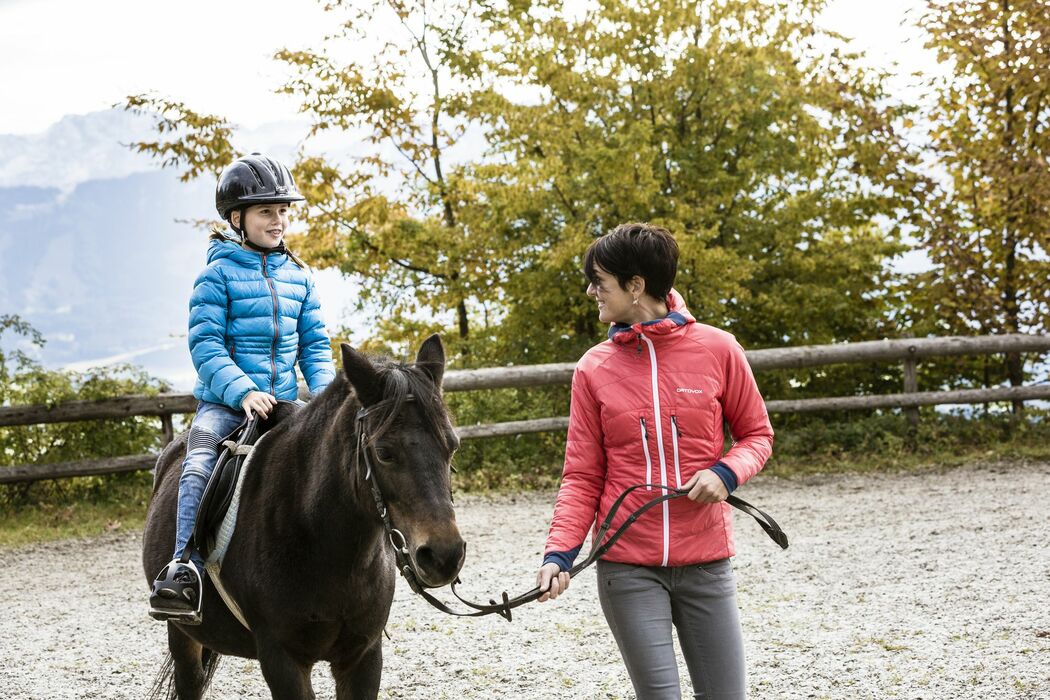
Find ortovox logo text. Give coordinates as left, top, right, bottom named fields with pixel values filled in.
left=676, top=387, right=704, bottom=394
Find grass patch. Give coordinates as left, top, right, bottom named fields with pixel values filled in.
left=0, top=473, right=152, bottom=548
left=763, top=410, right=1050, bottom=477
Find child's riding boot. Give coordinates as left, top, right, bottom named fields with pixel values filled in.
left=149, top=558, right=203, bottom=625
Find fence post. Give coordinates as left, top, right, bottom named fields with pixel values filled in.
left=902, top=341, right=919, bottom=433
left=160, top=413, right=174, bottom=445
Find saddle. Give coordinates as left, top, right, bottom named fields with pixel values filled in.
left=190, top=400, right=301, bottom=561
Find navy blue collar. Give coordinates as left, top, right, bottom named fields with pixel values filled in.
left=608, top=311, right=689, bottom=340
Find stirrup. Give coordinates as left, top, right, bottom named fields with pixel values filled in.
left=149, top=559, right=203, bottom=625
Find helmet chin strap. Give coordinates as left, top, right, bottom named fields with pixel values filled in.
left=230, top=207, right=246, bottom=242
left=231, top=206, right=287, bottom=254
left=243, top=238, right=287, bottom=254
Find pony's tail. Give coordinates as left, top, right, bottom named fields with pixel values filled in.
left=146, top=653, right=175, bottom=700
left=199, top=648, right=223, bottom=697
left=147, top=649, right=223, bottom=700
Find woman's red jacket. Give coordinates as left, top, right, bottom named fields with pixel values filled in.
left=545, top=290, right=774, bottom=568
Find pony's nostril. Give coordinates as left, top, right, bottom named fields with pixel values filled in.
left=416, top=539, right=466, bottom=582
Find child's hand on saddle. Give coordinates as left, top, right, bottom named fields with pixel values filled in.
left=241, top=391, right=277, bottom=419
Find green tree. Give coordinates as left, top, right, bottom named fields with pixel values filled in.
left=460, top=0, right=924, bottom=405
left=128, top=0, right=499, bottom=361
left=911, top=0, right=1050, bottom=409
left=127, top=0, right=922, bottom=371
left=123, top=1, right=943, bottom=483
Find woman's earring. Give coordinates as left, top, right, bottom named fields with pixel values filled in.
left=633, top=297, right=639, bottom=305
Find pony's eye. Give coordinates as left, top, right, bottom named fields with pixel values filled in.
left=375, top=446, right=394, bottom=462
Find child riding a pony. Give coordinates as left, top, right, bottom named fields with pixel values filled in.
left=149, top=153, right=336, bottom=623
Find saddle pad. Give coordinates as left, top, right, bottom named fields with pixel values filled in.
left=205, top=434, right=259, bottom=569
left=190, top=416, right=251, bottom=560
left=203, top=434, right=263, bottom=631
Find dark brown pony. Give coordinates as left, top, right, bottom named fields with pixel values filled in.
left=142, top=336, right=465, bottom=699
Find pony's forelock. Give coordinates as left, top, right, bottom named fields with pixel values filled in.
left=363, top=359, right=450, bottom=450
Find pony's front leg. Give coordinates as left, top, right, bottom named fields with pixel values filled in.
left=332, top=642, right=382, bottom=700
left=256, top=635, right=316, bottom=700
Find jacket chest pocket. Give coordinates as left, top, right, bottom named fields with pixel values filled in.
left=668, top=394, right=720, bottom=457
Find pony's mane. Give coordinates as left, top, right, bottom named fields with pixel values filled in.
left=363, top=357, right=451, bottom=449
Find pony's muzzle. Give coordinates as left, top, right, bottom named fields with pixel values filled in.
left=413, top=536, right=466, bottom=587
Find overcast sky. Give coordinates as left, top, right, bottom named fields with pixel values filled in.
left=2, top=0, right=941, bottom=136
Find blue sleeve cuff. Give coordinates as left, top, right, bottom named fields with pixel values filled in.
left=710, top=461, right=738, bottom=494
left=543, top=544, right=582, bottom=573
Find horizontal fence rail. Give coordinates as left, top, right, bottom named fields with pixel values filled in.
left=2, top=334, right=1047, bottom=483
left=5, top=334, right=1048, bottom=428
left=450, top=385, right=1050, bottom=439
left=0, top=454, right=157, bottom=485
left=0, top=395, right=198, bottom=428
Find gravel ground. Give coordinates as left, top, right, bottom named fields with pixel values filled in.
left=2, top=459, right=1049, bottom=699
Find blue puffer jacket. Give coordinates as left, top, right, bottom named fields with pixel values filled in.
left=189, top=236, right=336, bottom=410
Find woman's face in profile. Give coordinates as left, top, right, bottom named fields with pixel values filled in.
left=587, top=266, right=635, bottom=325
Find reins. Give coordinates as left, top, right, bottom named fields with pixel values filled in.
left=355, top=396, right=789, bottom=623
left=423, top=484, right=787, bottom=621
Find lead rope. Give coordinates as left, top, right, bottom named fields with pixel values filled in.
left=356, top=400, right=788, bottom=622
left=410, top=482, right=785, bottom=621
left=430, top=484, right=788, bottom=621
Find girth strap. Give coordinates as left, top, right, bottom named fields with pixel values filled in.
left=204, top=563, right=252, bottom=630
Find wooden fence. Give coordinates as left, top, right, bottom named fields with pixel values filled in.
left=1, top=334, right=1048, bottom=484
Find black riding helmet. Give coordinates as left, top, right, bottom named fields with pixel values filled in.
left=215, top=153, right=305, bottom=230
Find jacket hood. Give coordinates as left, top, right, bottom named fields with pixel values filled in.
left=206, top=236, right=288, bottom=267
left=608, top=288, right=696, bottom=345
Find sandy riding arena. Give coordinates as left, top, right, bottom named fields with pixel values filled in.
left=1, top=460, right=1048, bottom=699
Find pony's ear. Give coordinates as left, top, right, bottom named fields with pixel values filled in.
left=341, top=343, right=382, bottom=406
left=415, top=333, right=445, bottom=388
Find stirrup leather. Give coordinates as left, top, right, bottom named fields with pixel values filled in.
left=149, top=559, right=203, bottom=625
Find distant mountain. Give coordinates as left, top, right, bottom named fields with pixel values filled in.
left=0, top=109, right=317, bottom=193
left=0, top=110, right=159, bottom=193
left=1, top=109, right=362, bottom=391
left=2, top=169, right=216, bottom=388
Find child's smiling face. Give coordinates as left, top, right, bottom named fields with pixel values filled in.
left=235, top=204, right=292, bottom=249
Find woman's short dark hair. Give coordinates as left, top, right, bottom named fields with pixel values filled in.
left=583, top=222, right=679, bottom=300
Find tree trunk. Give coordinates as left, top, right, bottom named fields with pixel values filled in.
left=1000, top=0, right=1024, bottom=416
left=458, top=299, right=469, bottom=341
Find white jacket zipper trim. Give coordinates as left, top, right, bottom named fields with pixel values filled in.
left=671, top=415, right=682, bottom=488
left=639, top=334, right=670, bottom=567
left=639, top=418, right=653, bottom=490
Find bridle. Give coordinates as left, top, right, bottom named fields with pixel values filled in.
left=355, top=395, right=789, bottom=622
left=355, top=393, right=432, bottom=596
